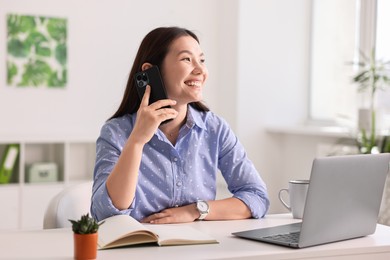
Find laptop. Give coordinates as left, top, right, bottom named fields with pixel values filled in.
left=232, top=153, right=390, bottom=248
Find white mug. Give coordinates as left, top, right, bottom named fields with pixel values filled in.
left=278, top=180, right=309, bottom=219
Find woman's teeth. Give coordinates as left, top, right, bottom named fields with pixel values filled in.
left=185, top=81, right=201, bottom=87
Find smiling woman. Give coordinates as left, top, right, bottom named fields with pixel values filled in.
left=90, top=26, right=270, bottom=225
left=159, top=35, right=208, bottom=107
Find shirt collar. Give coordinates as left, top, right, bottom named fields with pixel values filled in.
left=186, top=105, right=207, bottom=131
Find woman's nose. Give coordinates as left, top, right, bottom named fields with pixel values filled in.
left=192, top=62, right=206, bottom=75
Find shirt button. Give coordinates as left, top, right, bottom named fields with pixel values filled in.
left=176, top=181, right=182, bottom=187
left=173, top=157, right=178, bottom=162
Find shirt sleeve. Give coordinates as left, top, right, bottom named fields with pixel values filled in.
left=90, top=121, right=134, bottom=221
left=216, top=119, right=270, bottom=218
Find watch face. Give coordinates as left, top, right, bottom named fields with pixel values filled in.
left=197, top=201, right=208, bottom=212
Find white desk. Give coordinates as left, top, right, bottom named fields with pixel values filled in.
left=1, top=214, right=390, bottom=260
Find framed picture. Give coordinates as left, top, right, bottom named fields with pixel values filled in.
left=6, top=14, right=67, bottom=88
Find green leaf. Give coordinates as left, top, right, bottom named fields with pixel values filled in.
left=351, top=48, right=390, bottom=96
left=383, top=136, right=390, bottom=153
left=25, top=31, right=51, bottom=57
left=55, top=44, right=67, bottom=65
left=68, top=213, right=101, bottom=234
left=7, top=14, right=36, bottom=37
left=19, top=59, right=52, bottom=87
left=353, top=71, right=370, bottom=83
left=36, top=46, right=51, bottom=57
left=7, top=61, right=18, bottom=85
left=7, top=38, right=30, bottom=58
left=48, top=70, right=66, bottom=87
left=47, top=18, right=67, bottom=42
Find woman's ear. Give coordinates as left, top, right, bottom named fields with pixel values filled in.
left=141, top=63, right=153, bottom=71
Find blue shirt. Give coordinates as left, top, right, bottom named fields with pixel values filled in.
left=91, top=105, right=269, bottom=221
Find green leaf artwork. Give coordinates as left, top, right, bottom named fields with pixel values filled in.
left=6, top=14, right=67, bottom=88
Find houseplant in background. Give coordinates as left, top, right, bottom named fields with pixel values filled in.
left=69, top=213, right=103, bottom=260
left=351, top=48, right=390, bottom=154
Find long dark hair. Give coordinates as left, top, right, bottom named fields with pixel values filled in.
left=109, top=27, right=209, bottom=120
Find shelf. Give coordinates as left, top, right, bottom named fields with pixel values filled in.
left=0, top=139, right=96, bottom=230
left=266, top=124, right=355, bottom=138
left=24, top=143, right=65, bottom=183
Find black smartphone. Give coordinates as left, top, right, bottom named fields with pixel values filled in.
left=134, top=66, right=172, bottom=124
left=134, top=66, right=169, bottom=105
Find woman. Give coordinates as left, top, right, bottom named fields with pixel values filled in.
left=91, top=27, right=269, bottom=223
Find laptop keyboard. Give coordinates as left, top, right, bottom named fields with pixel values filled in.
left=263, top=231, right=300, bottom=244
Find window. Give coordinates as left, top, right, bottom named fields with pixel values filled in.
left=309, top=0, right=358, bottom=124
left=309, top=0, right=389, bottom=129
left=376, top=0, right=390, bottom=122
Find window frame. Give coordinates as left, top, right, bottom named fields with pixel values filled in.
left=308, top=0, right=377, bottom=126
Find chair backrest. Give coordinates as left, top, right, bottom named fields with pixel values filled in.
left=43, top=181, right=93, bottom=229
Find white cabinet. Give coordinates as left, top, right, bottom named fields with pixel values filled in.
left=0, top=185, right=19, bottom=230
left=0, top=139, right=96, bottom=230
left=20, top=184, right=66, bottom=229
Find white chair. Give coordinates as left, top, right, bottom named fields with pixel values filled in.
left=43, top=181, right=93, bottom=229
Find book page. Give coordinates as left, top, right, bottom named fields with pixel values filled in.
left=147, top=224, right=218, bottom=246
left=98, top=215, right=158, bottom=249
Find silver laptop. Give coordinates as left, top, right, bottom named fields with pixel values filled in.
left=232, top=153, right=390, bottom=248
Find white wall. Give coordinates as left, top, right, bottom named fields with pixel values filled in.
left=236, top=0, right=312, bottom=213
left=0, top=0, right=221, bottom=138
left=1, top=0, right=318, bottom=214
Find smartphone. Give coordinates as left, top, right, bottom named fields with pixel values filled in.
left=134, top=66, right=169, bottom=105
left=134, top=66, right=172, bottom=124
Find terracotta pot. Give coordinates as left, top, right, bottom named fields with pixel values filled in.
left=73, top=233, right=98, bottom=260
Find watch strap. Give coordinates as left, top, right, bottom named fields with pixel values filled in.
left=196, top=200, right=209, bottom=220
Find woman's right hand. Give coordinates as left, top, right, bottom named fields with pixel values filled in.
left=130, top=85, right=178, bottom=145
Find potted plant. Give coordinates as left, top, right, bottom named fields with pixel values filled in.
left=69, top=213, right=103, bottom=260
left=351, top=48, right=390, bottom=153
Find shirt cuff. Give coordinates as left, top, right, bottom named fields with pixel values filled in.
left=234, top=192, right=269, bottom=219
left=91, top=182, right=134, bottom=221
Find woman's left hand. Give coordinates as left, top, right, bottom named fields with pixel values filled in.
left=141, top=204, right=200, bottom=224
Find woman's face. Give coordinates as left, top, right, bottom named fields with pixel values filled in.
left=160, top=36, right=208, bottom=105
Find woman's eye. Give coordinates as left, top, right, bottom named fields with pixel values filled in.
left=182, top=57, right=191, bottom=62
left=200, top=59, right=206, bottom=63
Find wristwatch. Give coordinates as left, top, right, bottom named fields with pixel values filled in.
left=196, top=200, right=210, bottom=220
